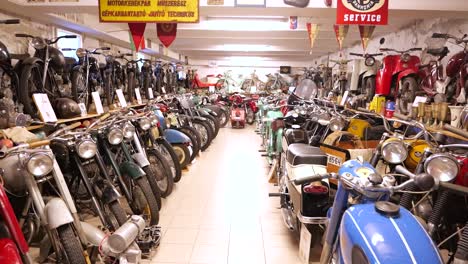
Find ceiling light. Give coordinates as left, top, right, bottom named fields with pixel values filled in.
left=222, top=44, right=273, bottom=52
left=206, top=16, right=288, bottom=22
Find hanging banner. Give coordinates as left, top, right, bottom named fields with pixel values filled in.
left=289, top=16, right=298, bottom=30
left=157, top=23, right=177, bottom=48
left=336, top=0, right=388, bottom=25
left=99, top=0, right=199, bottom=23
left=128, top=23, right=146, bottom=52
left=306, top=23, right=319, bottom=52
left=359, top=25, right=376, bottom=52
left=334, top=24, right=349, bottom=50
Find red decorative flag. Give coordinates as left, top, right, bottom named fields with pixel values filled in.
left=333, top=24, right=349, bottom=50
left=306, top=23, right=319, bottom=53
left=128, top=23, right=146, bottom=52
left=157, top=23, right=178, bottom=48
left=359, top=25, right=376, bottom=52
left=290, top=16, right=298, bottom=30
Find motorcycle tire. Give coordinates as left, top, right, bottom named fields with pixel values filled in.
left=134, top=177, right=160, bottom=225
left=203, top=114, right=220, bottom=138
left=192, top=119, right=213, bottom=151
left=172, top=143, right=191, bottom=169
left=71, top=67, right=90, bottom=110
left=56, top=224, right=87, bottom=264
left=145, top=149, right=174, bottom=198
left=399, top=77, right=418, bottom=114
left=364, top=77, right=376, bottom=103
left=19, top=62, right=44, bottom=118
left=107, top=200, right=128, bottom=229
left=178, top=126, right=201, bottom=162
left=104, top=73, right=114, bottom=107
left=157, top=140, right=182, bottom=182
left=127, top=72, right=136, bottom=104
left=246, top=108, right=255, bottom=125
left=218, top=109, right=229, bottom=127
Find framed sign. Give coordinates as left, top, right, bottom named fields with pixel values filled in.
left=336, top=0, right=388, bottom=25
left=99, top=0, right=199, bottom=23
left=235, top=0, right=266, bottom=7
left=32, top=93, right=57, bottom=123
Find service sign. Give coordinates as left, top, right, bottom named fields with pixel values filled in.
left=99, top=0, right=199, bottom=23
left=336, top=0, right=388, bottom=25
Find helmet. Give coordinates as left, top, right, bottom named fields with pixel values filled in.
left=54, top=98, right=81, bottom=119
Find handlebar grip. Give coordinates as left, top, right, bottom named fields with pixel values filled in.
left=64, top=122, right=82, bottom=131
left=443, top=124, right=468, bottom=139
left=15, top=33, right=31, bottom=38
left=29, top=139, right=51, bottom=148
left=63, top=35, right=77, bottom=39
left=380, top=48, right=391, bottom=51
left=3, top=19, right=20, bottom=24
left=432, top=33, right=448, bottom=39
left=61, top=48, right=75, bottom=51
left=440, top=182, right=468, bottom=196
left=100, top=113, right=111, bottom=121
left=411, top=48, right=423, bottom=51
left=393, top=113, right=410, bottom=121
left=293, top=174, right=327, bottom=185
left=350, top=53, right=363, bottom=56
left=101, top=47, right=111, bottom=50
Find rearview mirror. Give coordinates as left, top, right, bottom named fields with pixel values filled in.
left=379, top=38, right=386, bottom=45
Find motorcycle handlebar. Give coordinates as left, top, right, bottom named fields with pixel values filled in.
left=440, top=182, right=468, bottom=196
left=350, top=52, right=364, bottom=57
left=443, top=124, right=468, bottom=139
left=28, top=139, right=51, bottom=148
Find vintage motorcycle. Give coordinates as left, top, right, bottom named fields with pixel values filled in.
left=349, top=52, right=382, bottom=102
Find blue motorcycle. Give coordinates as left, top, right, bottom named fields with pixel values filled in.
left=294, top=159, right=443, bottom=263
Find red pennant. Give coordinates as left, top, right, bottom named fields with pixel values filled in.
left=128, top=23, right=146, bottom=52
left=157, top=23, right=177, bottom=48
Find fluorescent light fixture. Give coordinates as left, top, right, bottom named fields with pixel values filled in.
left=222, top=44, right=273, bottom=52
left=206, top=16, right=288, bottom=22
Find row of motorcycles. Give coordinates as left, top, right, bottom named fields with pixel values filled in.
left=0, top=89, right=230, bottom=262
left=254, top=82, right=468, bottom=263
left=289, top=33, right=468, bottom=116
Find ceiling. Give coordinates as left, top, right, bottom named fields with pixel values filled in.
left=3, top=0, right=468, bottom=64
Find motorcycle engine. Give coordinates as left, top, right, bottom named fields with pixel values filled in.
left=55, top=73, right=72, bottom=97
left=0, top=71, right=30, bottom=128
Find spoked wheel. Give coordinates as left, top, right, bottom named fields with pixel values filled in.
left=399, top=77, right=418, bottom=114
left=104, top=73, right=115, bottom=107
left=133, top=177, right=160, bottom=225
left=203, top=114, right=220, bottom=138
left=104, top=200, right=128, bottom=231
left=178, top=126, right=201, bottom=162
left=71, top=67, right=90, bottom=110
left=156, top=140, right=182, bottom=182
left=127, top=72, right=136, bottom=104
left=19, top=62, right=46, bottom=118
left=192, top=120, right=213, bottom=151
left=145, top=149, right=174, bottom=198
left=172, top=143, right=190, bottom=169
left=218, top=110, right=229, bottom=127
left=363, top=77, right=376, bottom=103
left=246, top=108, right=255, bottom=125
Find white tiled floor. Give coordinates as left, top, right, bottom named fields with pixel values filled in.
left=145, top=126, right=304, bottom=264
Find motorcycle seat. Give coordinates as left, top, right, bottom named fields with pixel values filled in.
left=427, top=47, right=449, bottom=57
left=287, top=143, right=327, bottom=166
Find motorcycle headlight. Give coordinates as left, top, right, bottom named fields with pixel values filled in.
left=27, top=153, right=53, bottom=177
left=401, top=53, right=411, bottom=62
left=365, top=57, right=375, bottom=67
left=139, top=118, right=151, bottom=131
left=149, top=116, right=158, bottom=126
left=329, top=117, right=345, bottom=132
left=76, top=139, right=97, bottom=159
left=424, top=154, right=459, bottom=182
left=381, top=139, right=408, bottom=164
left=31, top=37, right=46, bottom=50
left=76, top=48, right=86, bottom=58
left=108, top=127, right=124, bottom=145
left=122, top=123, right=135, bottom=139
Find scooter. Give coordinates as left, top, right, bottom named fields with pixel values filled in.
left=349, top=52, right=382, bottom=102
left=230, top=94, right=246, bottom=128
left=294, top=160, right=444, bottom=264
left=376, top=38, right=423, bottom=114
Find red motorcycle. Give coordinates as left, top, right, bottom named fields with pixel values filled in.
left=431, top=33, right=468, bottom=103
left=190, top=72, right=223, bottom=90
left=0, top=141, right=33, bottom=264
left=230, top=94, right=246, bottom=128
left=376, top=39, right=422, bottom=114
left=419, top=46, right=450, bottom=102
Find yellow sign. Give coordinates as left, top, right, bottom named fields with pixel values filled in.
left=99, top=0, right=199, bottom=23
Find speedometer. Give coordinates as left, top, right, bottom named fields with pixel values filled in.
left=355, top=167, right=374, bottom=179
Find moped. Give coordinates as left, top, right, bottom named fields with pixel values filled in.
left=376, top=38, right=423, bottom=114
left=349, top=52, right=382, bottom=102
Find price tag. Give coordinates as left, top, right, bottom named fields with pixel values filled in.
left=92, top=91, right=104, bottom=114
left=135, top=88, right=143, bottom=104
left=161, top=86, right=166, bottom=94
left=148, top=88, right=154, bottom=99
left=209, top=86, right=215, bottom=93
left=116, top=89, right=127, bottom=108
left=32, top=93, right=57, bottom=122
left=412, top=96, right=427, bottom=107
left=78, top=103, right=87, bottom=117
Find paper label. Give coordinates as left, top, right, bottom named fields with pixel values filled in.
left=412, top=96, right=427, bottom=107
left=162, top=86, right=166, bottom=94
left=299, top=223, right=312, bottom=263
left=135, top=88, right=143, bottom=104
left=116, top=89, right=127, bottom=108
left=92, top=91, right=104, bottom=114
left=209, top=86, right=215, bottom=93
left=32, top=93, right=57, bottom=122
left=148, top=88, right=154, bottom=99
left=78, top=103, right=87, bottom=117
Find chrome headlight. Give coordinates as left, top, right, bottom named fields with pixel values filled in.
left=27, top=153, right=53, bottom=177
left=31, top=37, right=46, bottom=50
left=76, top=48, right=86, bottom=58
left=424, top=154, right=459, bottom=182
left=401, top=53, right=411, bottom=62
left=108, top=127, right=124, bottom=145
left=381, top=139, right=408, bottom=164
left=149, top=116, right=158, bottom=126
left=76, top=139, right=97, bottom=159
left=122, top=123, right=136, bottom=139
left=329, top=117, right=345, bottom=132
left=139, top=118, right=151, bottom=131
left=365, top=57, right=375, bottom=67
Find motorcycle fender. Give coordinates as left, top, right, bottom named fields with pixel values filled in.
left=397, top=69, right=418, bottom=84
left=340, top=203, right=442, bottom=264
left=193, top=116, right=207, bottom=122
left=197, top=109, right=209, bottom=116
left=119, top=161, right=145, bottom=180
left=132, top=152, right=150, bottom=167
left=164, top=129, right=190, bottom=144
left=101, top=186, right=121, bottom=204
left=362, top=68, right=377, bottom=79
left=19, top=56, right=43, bottom=66
left=350, top=60, right=361, bottom=91
left=44, top=198, right=74, bottom=229
left=275, top=128, right=283, bottom=154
